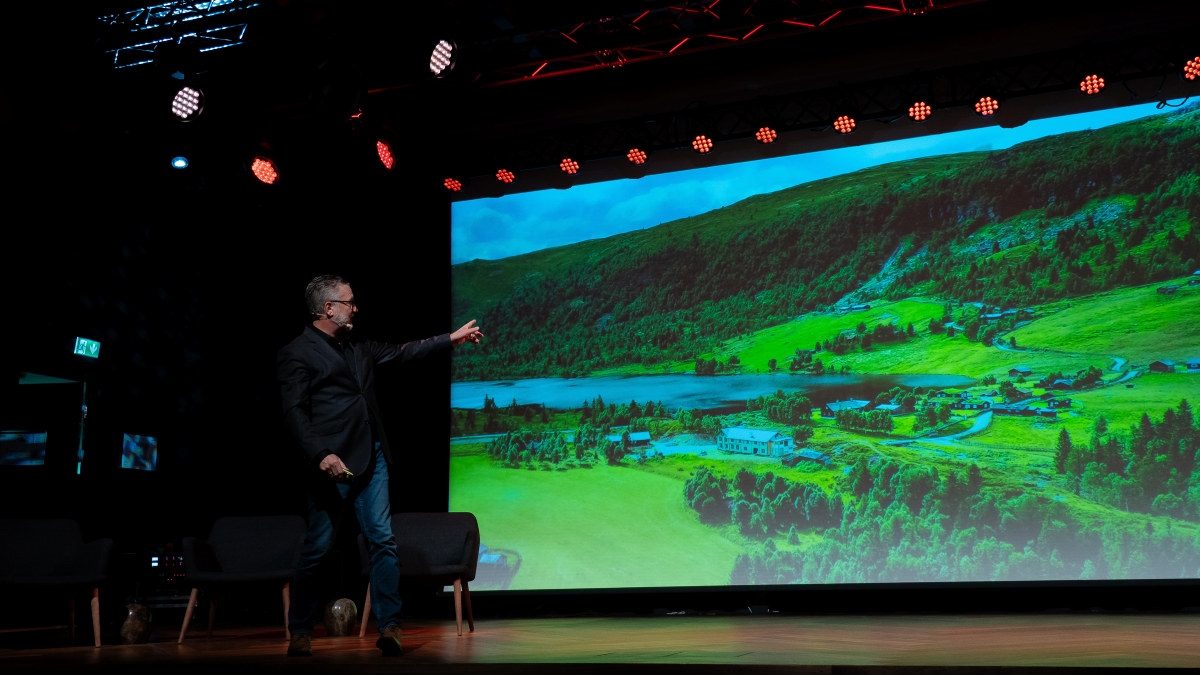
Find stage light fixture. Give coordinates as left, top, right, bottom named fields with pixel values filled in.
left=627, top=148, right=648, bottom=165
left=559, top=158, right=580, bottom=175
left=496, top=168, right=515, bottom=183
left=1183, top=56, right=1200, bottom=81
left=375, top=139, right=395, bottom=170
left=833, top=115, right=856, bottom=134
left=443, top=177, right=463, bottom=192
left=1079, top=74, right=1105, bottom=95
left=974, top=96, right=1000, bottom=116
left=170, top=85, right=204, bottom=121
left=691, top=135, right=713, bottom=153
left=755, top=126, right=778, bottom=144
left=908, top=101, right=932, bottom=122
left=171, top=156, right=189, bottom=169
left=250, top=156, right=280, bottom=185
left=430, top=39, right=457, bottom=78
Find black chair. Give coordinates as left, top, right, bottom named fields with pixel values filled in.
left=357, top=512, right=480, bottom=637
left=177, top=514, right=307, bottom=644
left=0, top=518, right=113, bottom=647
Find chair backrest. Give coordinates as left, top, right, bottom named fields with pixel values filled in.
left=0, top=518, right=111, bottom=582
left=359, top=512, right=480, bottom=583
left=204, top=515, right=307, bottom=576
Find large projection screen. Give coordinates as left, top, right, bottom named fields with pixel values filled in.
left=449, top=101, right=1200, bottom=593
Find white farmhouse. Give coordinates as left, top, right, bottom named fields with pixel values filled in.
left=717, top=427, right=793, bottom=457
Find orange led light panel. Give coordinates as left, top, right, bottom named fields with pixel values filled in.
left=1079, top=74, right=1105, bottom=95
left=1183, top=57, right=1200, bottom=81
left=908, top=101, right=932, bottom=121
left=251, top=157, right=278, bottom=185
left=975, top=96, right=1000, bottom=116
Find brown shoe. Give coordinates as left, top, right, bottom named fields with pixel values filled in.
left=376, top=624, right=402, bottom=656
left=287, top=633, right=312, bottom=657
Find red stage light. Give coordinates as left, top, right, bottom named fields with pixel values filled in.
left=833, top=115, right=856, bottom=134
left=908, top=101, right=932, bottom=121
left=560, top=158, right=580, bottom=175
left=755, top=127, right=777, bottom=144
left=496, top=169, right=515, bottom=183
left=1079, top=74, right=1105, bottom=95
left=375, top=140, right=395, bottom=169
left=250, top=156, right=279, bottom=185
left=974, top=96, right=1000, bottom=116
left=1183, top=56, right=1200, bottom=81
left=443, top=177, right=462, bottom=192
left=692, top=135, right=713, bottom=153
left=627, top=148, right=647, bottom=165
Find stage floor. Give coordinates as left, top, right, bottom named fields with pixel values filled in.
left=2, top=612, right=1198, bottom=674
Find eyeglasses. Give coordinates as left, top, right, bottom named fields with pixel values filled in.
left=329, top=299, right=357, bottom=308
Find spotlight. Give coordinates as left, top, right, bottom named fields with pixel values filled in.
left=430, top=39, right=457, bottom=78
left=1079, top=74, right=1105, bottom=95
left=1183, top=56, right=1200, bottom=81
left=908, top=101, right=932, bottom=122
left=755, top=126, right=778, bottom=144
left=974, top=96, right=1000, bottom=116
left=496, top=168, right=515, bottom=183
left=833, top=115, right=856, bottom=134
left=170, top=156, right=189, bottom=170
left=170, top=85, right=204, bottom=121
left=626, top=148, right=648, bottom=165
left=375, top=139, right=395, bottom=170
left=691, top=135, right=713, bottom=153
left=250, top=156, right=280, bottom=185
left=559, top=158, right=580, bottom=175
left=443, top=177, right=463, bottom=192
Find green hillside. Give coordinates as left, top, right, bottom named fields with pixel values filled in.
left=451, top=103, right=1200, bottom=383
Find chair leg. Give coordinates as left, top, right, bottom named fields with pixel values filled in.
left=452, top=578, right=463, bottom=636
left=462, top=579, right=474, bottom=633
left=68, top=595, right=77, bottom=644
left=358, top=583, right=372, bottom=638
left=178, top=588, right=200, bottom=644
left=206, top=595, right=216, bottom=638
left=281, top=582, right=291, bottom=641
left=90, top=587, right=102, bottom=647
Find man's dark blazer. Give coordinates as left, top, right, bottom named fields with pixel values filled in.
left=277, top=324, right=451, bottom=476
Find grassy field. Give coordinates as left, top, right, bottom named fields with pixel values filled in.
left=1010, top=278, right=1200, bottom=365
left=449, top=453, right=744, bottom=590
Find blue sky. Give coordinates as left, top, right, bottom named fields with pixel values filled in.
left=451, top=101, right=1175, bottom=264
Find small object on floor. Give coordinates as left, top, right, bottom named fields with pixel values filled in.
left=376, top=624, right=402, bottom=656
left=287, top=633, right=312, bottom=657
left=323, top=598, right=358, bottom=636
left=120, top=602, right=151, bottom=644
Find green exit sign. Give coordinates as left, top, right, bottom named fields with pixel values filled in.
left=74, top=337, right=101, bottom=359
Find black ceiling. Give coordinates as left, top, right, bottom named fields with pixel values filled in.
left=23, top=0, right=1200, bottom=198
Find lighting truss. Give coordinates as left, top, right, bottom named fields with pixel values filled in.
left=434, top=35, right=1199, bottom=185
left=453, top=0, right=984, bottom=89
left=98, top=0, right=261, bottom=69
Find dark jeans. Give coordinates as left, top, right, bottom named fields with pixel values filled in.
left=288, top=445, right=401, bottom=635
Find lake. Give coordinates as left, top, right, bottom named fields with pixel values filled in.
left=450, top=372, right=974, bottom=412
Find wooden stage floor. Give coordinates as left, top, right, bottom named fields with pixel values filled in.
left=2, top=611, right=1199, bottom=675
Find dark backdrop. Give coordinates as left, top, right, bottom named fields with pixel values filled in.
left=2, top=3, right=1197, bottom=624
